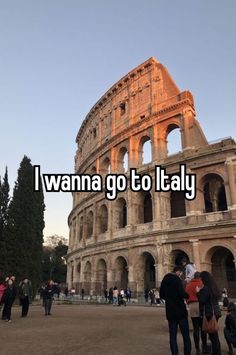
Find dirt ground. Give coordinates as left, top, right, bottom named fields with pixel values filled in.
left=0, top=304, right=230, bottom=355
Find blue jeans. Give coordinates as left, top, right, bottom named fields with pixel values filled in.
left=168, top=318, right=191, bottom=355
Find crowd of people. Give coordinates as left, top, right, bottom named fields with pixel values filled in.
left=160, top=258, right=236, bottom=355
left=0, top=276, right=32, bottom=322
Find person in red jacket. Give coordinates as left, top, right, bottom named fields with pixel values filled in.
left=0, top=277, right=6, bottom=303
left=185, top=272, right=208, bottom=355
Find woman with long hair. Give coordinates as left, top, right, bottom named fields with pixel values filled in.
left=196, top=271, right=222, bottom=355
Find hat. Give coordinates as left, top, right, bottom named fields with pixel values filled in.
left=227, top=302, right=236, bottom=312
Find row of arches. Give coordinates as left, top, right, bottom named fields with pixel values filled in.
left=78, top=123, right=183, bottom=173
left=88, top=128, right=181, bottom=175
left=70, top=246, right=236, bottom=297
left=71, top=173, right=228, bottom=243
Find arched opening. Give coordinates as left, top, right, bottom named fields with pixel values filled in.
left=87, top=211, right=94, bottom=238
left=78, top=215, right=83, bottom=241
left=117, top=147, right=128, bottom=172
left=170, top=250, right=189, bottom=269
left=114, top=198, right=127, bottom=229
left=101, top=157, right=111, bottom=176
left=142, top=252, right=156, bottom=291
left=84, top=261, right=92, bottom=295
left=144, top=192, right=153, bottom=223
left=98, top=204, right=108, bottom=234
left=170, top=191, right=186, bottom=217
left=166, top=124, right=182, bottom=156
left=203, top=174, right=227, bottom=213
left=139, top=136, right=152, bottom=165
left=208, top=246, right=236, bottom=297
left=90, top=166, right=97, bottom=175
left=96, top=259, right=107, bottom=295
left=114, top=256, right=128, bottom=290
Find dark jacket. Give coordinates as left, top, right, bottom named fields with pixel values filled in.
left=1, top=285, right=17, bottom=305
left=160, top=273, right=189, bottom=321
left=42, top=285, right=54, bottom=300
left=197, top=285, right=221, bottom=320
left=225, top=312, right=236, bottom=338
left=18, top=281, right=33, bottom=301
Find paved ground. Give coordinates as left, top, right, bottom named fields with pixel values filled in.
left=0, top=304, right=230, bottom=355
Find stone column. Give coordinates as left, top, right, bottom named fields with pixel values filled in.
left=189, top=239, right=201, bottom=271
left=225, top=157, right=236, bottom=208
left=129, top=136, right=139, bottom=168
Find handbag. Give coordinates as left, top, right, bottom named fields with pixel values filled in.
left=202, top=304, right=219, bottom=333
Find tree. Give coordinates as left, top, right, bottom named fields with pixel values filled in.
left=0, top=167, right=10, bottom=274
left=6, top=156, right=45, bottom=291
left=42, top=239, right=68, bottom=284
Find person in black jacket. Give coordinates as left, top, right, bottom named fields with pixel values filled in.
left=224, top=302, right=236, bottom=354
left=160, top=266, right=191, bottom=355
left=1, top=278, right=17, bottom=322
left=42, top=280, right=55, bottom=316
left=196, top=271, right=222, bottom=355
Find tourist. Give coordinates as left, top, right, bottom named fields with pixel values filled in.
left=185, top=272, right=208, bottom=354
left=222, top=287, right=229, bottom=308
left=160, top=266, right=191, bottom=355
left=81, top=288, right=85, bottom=300
left=126, top=287, right=131, bottom=302
left=104, top=289, right=108, bottom=302
left=196, top=271, right=222, bottom=355
left=144, top=288, right=149, bottom=303
left=1, top=278, right=17, bottom=322
left=224, top=302, right=236, bottom=355
left=18, top=278, right=33, bottom=317
left=64, top=287, right=68, bottom=298
left=154, top=288, right=162, bottom=306
left=181, top=258, right=196, bottom=283
left=149, top=289, right=155, bottom=306
left=113, top=286, right=118, bottom=306
left=0, top=277, right=6, bottom=305
left=108, top=287, right=113, bottom=303
left=42, top=280, right=55, bottom=316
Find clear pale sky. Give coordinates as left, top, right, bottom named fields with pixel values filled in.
left=0, top=0, right=236, bottom=239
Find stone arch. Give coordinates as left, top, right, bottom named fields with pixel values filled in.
left=138, top=135, right=152, bottom=165
left=170, top=191, right=186, bottom=217
left=86, top=210, right=94, bottom=238
left=96, top=258, right=107, bottom=295
left=140, top=252, right=156, bottom=291
left=204, top=246, right=236, bottom=296
left=136, top=191, right=153, bottom=224
left=201, top=173, right=227, bottom=212
left=98, top=204, right=108, bottom=234
left=117, top=147, right=129, bottom=172
left=114, top=256, right=128, bottom=290
left=114, top=197, right=127, bottom=229
left=90, top=165, right=97, bottom=174
left=170, top=249, right=190, bottom=269
left=101, top=157, right=111, bottom=176
left=166, top=123, right=182, bottom=155
left=83, top=260, right=92, bottom=294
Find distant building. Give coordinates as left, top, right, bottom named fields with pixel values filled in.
left=67, top=57, right=236, bottom=297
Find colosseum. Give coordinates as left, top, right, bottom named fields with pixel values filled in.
left=67, top=57, right=236, bottom=297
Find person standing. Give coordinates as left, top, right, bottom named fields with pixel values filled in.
left=181, top=258, right=196, bottom=284
left=160, top=266, right=191, bottom=355
left=224, top=302, right=236, bottom=355
left=1, top=278, right=17, bottom=322
left=196, top=271, right=222, bottom=355
left=42, top=280, right=55, bottom=316
left=19, top=278, right=33, bottom=317
left=185, top=272, right=208, bottom=354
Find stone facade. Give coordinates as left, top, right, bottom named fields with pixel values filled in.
left=67, top=57, right=236, bottom=297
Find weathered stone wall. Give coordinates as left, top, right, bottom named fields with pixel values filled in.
left=67, top=57, right=236, bottom=297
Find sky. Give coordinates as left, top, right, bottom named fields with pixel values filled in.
left=0, top=0, right=236, bottom=239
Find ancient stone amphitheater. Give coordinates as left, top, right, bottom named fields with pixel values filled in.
left=67, top=57, right=236, bottom=297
